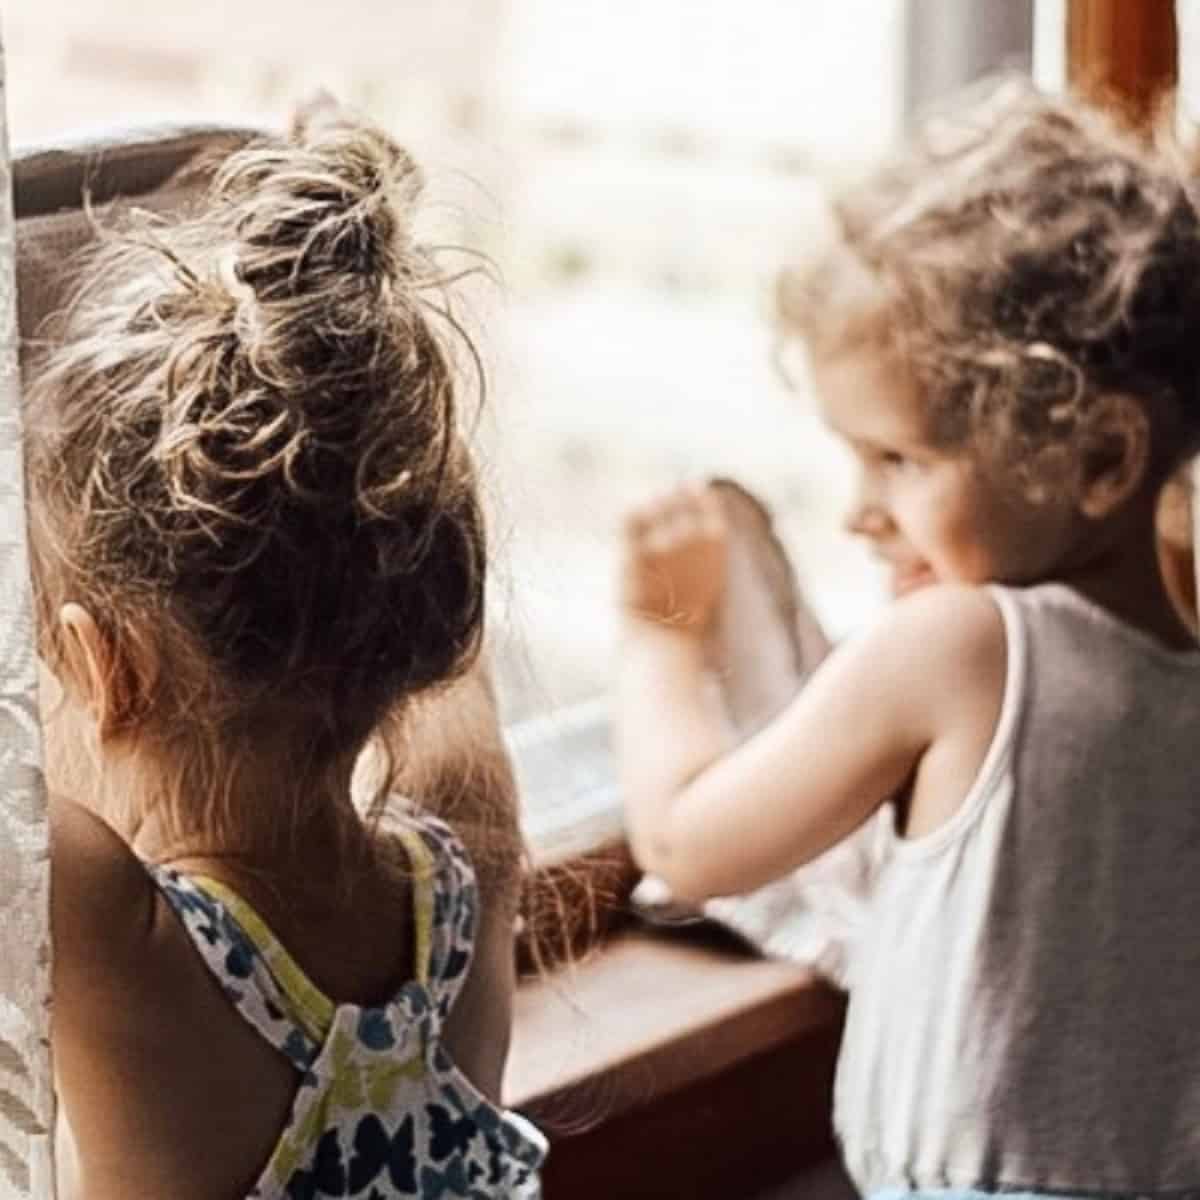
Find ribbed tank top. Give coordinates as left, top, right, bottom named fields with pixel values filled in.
left=835, top=583, right=1200, bottom=1198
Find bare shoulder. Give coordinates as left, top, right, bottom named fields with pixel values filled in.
left=440, top=870, right=518, bottom=1103
left=860, top=584, right=1004, bottom=679
left=884, top=582, right=1003, bottom=644
left=824, top=583, right=1007, bottom=744
left=435, top=806, right=520, bottom=1103
left=50, top=795, right=155, bottom=993
left=438, top=796, right=522, bottom=1102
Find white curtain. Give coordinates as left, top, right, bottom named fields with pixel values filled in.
left=0, top=23, right=55, bottom=1200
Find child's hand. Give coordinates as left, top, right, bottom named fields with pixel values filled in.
left=621, top=482, right=729, bottom=633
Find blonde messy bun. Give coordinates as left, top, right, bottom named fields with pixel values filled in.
left=27, top=102, right=486, bottom=796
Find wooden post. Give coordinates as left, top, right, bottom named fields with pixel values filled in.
left=1062, top=2, right=1198, bottom=632
left=1066, top=0, right=1178, bottom=124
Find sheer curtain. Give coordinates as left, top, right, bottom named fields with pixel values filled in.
left=0, top=24, right=55, bottom=1200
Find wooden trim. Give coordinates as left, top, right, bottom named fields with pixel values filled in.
left=1066, top=0, right=1177, bottom=123
left=505, top=926, right=845, bottom=1200
left=507, top=926, right=842, bottom=1109
left=527, top=1030, right=842, bottom=1200
left=1064, top=3, right=1200, bottom=635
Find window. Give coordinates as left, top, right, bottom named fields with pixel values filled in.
left=6, top=0, right=1038, bottom=864
left=7, top=0, right=892, bottom=859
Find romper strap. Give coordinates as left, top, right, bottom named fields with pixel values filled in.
left=145, top=813, right=478, bottom=1066
left=193, top=876, right=336, bottom=1042
left=385, top=814, right=480, bottom=1022
left=146, top=864, right=333, bottom=1070
left=388, top=822, right=436, bottom=987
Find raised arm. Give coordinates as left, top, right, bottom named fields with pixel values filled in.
left=617, top=484, right=1005, bottom=902
left=373, top=655, right=525, bottom=1099
left=367, top=653, right=523, bottom=898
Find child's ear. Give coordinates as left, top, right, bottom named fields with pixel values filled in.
left=1077, top=394, right=1150, bottom=520
left=57, top=604, right=148, bottom=741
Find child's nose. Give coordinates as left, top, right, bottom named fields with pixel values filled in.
left=844, top=504, right=892, bottom=540
left=843, top=480, right=893, bottom=540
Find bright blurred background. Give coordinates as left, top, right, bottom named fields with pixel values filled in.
left=6, top=1, right=1036, bottom=721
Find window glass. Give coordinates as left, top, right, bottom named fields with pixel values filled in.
left=8, top=0, right=906, bottom=723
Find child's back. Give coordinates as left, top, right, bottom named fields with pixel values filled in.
left=32, top=102, right=544, bottom=1199
left=839, top=582, right=1200, bottom=1195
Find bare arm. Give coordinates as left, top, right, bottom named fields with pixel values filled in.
left=388, top=657, right=513, bottom=805
left=441, top=867, right=519, bottom=1102
left=618, top=484, right=1005, bottom=902
left=368, top=653, right=525, bottom=902
left=49, top=793, right=158, bottom=1176
left=380, top=655, right=526, bottom=1098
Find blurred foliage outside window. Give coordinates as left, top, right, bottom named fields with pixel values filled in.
left=8, top=0, right=910, bottom=720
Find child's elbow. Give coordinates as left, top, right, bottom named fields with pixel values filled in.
left=628, top=826, right=720, bottom=906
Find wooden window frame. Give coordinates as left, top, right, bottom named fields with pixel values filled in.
left=1066, top=0, right=1177, bottom=123
left=505, top=922, right=845, bottom=1200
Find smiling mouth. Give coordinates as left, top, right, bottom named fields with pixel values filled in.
left=887, top=562, right=937, bottom=597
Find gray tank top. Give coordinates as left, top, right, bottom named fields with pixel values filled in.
left=835, top=583, right=1200, bottom=1198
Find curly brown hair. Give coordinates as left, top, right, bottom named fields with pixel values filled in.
left=26, top=107, right=488, bottom=848
left=778, top=82, right=1200, bottom=493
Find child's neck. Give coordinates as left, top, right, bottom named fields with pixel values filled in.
left=102, top=751, right=368, bottom=880
left=1049, top=502, right=1194, bottom=651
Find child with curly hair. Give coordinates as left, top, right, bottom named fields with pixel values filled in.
left=619, top=85, right=1200, bottom=1200
left=34, top=103, right=545, bottom=1199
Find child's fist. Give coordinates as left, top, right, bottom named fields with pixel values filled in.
left=621, top=482, right=729, bottom=632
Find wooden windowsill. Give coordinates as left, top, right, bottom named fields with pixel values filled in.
left=504, top=922, right=847, bottom=1199
left=506, top=695, right=846, bottom=1195
left=506, top=923, right=841, bottom=1111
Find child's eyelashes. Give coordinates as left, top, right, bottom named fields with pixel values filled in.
left=845, top=440, right=926, bottom=473
left=875, top=448, right=926, bottom=474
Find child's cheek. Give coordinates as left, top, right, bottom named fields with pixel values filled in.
left=921, top=504, right=979, bottom=582
left=37, top=659, right=61, bottom=715
left=38, top=683, right=98, bottom=800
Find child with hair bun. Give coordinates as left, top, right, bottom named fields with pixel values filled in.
left=619, top=84, right=1200, bottom=1199
left=34, top=101, right=545, bottom=1199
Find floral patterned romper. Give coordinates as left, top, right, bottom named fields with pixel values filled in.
left=146, top=815, right=547, bottom=1199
